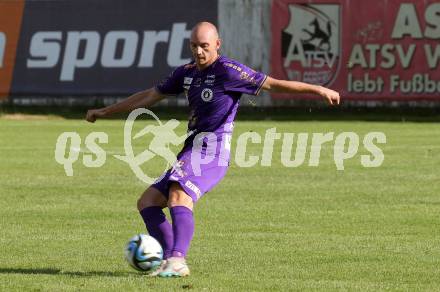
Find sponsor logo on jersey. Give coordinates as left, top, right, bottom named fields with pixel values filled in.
left=205, top=74, right=215, bottom=85
left=223, top=62, right=242, bottom=72
left=240, top=71, right=258, bottom=85
left=185, top=180, right=202, bottom=199
left=194, top=77, right=202, bottom=87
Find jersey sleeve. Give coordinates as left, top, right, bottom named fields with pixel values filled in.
left=222, top=62, right=267, bottom=96
left=155, top=66, right=184, bottom=96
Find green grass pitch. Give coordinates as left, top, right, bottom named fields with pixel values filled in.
left=0, top=115, right=439, bottom=291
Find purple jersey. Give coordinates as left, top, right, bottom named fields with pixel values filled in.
left=156, top=55, right=267, bottom=135
left=152, top=56, right=267, bottom=201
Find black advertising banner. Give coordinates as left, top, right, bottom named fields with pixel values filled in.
left=11, top=0, right=217, bottom=96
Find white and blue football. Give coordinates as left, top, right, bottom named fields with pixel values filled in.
left=124, top=234, right=163, bottom=272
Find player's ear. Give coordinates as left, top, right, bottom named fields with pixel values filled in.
left=216, top=38, right=221, bottom=51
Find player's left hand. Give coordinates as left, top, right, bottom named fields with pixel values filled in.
left=319, top=86, right=340, bottom=105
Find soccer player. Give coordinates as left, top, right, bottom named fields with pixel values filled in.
left=86, top=22, right=340, bottom=277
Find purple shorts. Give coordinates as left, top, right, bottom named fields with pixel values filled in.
left=152, top=146, right=229, bottom=202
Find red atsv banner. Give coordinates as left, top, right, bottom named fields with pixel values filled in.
left=271, top=0, right=440, bottom=100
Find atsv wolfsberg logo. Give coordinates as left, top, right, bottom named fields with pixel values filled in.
left=282, top=4, right=341, bottom=86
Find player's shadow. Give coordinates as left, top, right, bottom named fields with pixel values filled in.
left=0, top=267, right=139, bottom=278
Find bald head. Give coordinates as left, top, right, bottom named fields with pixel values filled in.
left=190, top=22, right=221, bottom=69
left=191, top=22, right=219, bottom=40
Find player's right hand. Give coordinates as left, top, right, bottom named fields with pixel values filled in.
left=86, top=108, right=106, bottom=123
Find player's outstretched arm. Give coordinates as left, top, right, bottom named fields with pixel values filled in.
left=261, top=76, right=340, bottom=105
left=85, top=87, right=165, bottom=123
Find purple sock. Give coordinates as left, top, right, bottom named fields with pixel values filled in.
left=139, top=206, right=174, bottom=259
left=170, top=206, right=194, bottom=258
